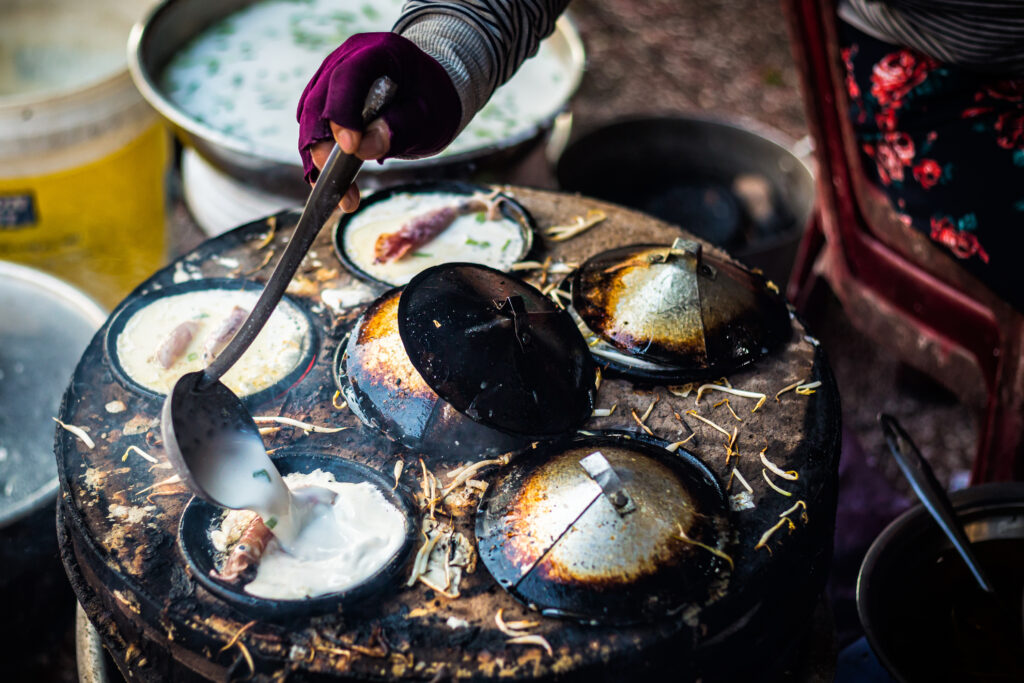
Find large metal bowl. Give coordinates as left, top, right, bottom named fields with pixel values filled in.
left=128, top=0, right=585, bottom=198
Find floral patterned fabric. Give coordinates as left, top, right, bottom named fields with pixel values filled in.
left=839, top=22, right=1024, bottom=311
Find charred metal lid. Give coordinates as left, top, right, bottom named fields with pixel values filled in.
left=476, top=433, right=731, bottom=624
left=572, top=239, right=791, bottom=376
left=398, top=263, right=596, bottom=438
left=338, top=287, right=524, bottom=456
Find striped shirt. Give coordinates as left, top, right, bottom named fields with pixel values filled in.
left=839, top=0, right=1024, bottom=74
left=393, top=0, right=570, bottom=132
left=392, top=0, right=1024, bottom=135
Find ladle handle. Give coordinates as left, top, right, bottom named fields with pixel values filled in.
left=879, top=413, right=995, bottom=593
left=201, top=77, right=397, bottom=386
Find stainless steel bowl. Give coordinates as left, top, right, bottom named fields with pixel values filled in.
left=0, top=262, right=107, bottom=531
left=128, top=0, right=585, bottom=198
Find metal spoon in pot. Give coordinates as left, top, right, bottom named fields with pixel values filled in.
left=162, top=78, right=396, bottom=547
left=878, top=413, right=995, bottom=593
left=880, top=414, right=1024, bottom=659
left=879, top=415, right=1024, bottom=649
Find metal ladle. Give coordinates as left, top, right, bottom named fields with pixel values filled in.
left=161, top=78, right=395, bottom=544
left=878, top=413, right=995, bottom=593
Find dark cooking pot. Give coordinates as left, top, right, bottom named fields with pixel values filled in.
left=556, top=116, right=814, bottom=284
left=857, top=482, right=1024, bottom=682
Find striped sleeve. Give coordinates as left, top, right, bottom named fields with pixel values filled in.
left=393, top=0, right=570, bottom=132
left=840, top=0, right=1024, bottom=74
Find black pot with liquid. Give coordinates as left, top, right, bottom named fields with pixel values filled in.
left=857, top=483, right=1024, bottom=682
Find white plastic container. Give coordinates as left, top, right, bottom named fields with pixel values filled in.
left=181, top=148, right=298, bottom=237
left=0, top=0, right=169, bottom=308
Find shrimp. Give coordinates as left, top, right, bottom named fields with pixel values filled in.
left=210, top=517, right=273, bottom=582
left=373, top=193, right=506, bottom=264
left=202, top=306, right=248, bottom=363
left=155, top=320, right=199, bottom=369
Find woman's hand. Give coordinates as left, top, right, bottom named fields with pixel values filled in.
left=297, top=33, right=462, bottom=212
left=306, top=120, right=392, bottom=211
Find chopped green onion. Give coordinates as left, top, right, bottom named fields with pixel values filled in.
left=186, top=352, right=199, bottom=362
left=252, top=469, right=271, bottom=483
left=475, top=212, right=487, bottom=223
left=466, top=237, right=491, bottom=247
left=412, top=252, right=432, bottom=258
left=265, top=517, right=277, bottom=529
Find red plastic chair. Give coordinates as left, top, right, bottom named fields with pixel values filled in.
left=782, top=0, right=1024, bottom=482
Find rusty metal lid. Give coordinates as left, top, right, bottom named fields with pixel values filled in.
left=476, top=433, right=731, bottom=624
left=338, top=287, right=525, bottom=456
left=340, top=288, right=438, bottom=441
left=398, top=263, right=595, bottom=438
left=571, top=239, right=791, bottom=375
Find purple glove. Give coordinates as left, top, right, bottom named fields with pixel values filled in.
left=297, top=33, right=462, bottom=183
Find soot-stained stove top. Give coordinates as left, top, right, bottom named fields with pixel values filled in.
left=57, top=187, right=840, bottom=682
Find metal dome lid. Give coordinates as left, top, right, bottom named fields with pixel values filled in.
left=476, top=433, right=731, bottom=624
left=338, top=288, right=524, bottom=456
left=340, top=288, right=438, bottom=441
left=398, top=263, right=596, bottom=438
left=571, top=239, right=791, bottom=375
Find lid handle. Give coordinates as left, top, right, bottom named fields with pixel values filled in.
left=579, top=451, right=636, bottom=516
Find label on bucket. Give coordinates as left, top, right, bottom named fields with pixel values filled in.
left=0, top=192, right=37, bottom=228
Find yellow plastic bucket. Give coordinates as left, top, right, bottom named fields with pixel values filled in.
left=0, top=0, right=169, bottom=308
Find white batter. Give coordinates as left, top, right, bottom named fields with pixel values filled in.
left=115, top=289, right=311, bottom=397
left=160, top=0, right=572, bottom=162
left=343, top=192, right=526, bottom=284
left=239, top=469, right=407, bottom=600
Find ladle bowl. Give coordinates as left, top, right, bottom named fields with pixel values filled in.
left=161, top=77, right=394, bottom=514
left=161, top=372, right=292, bottom=517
